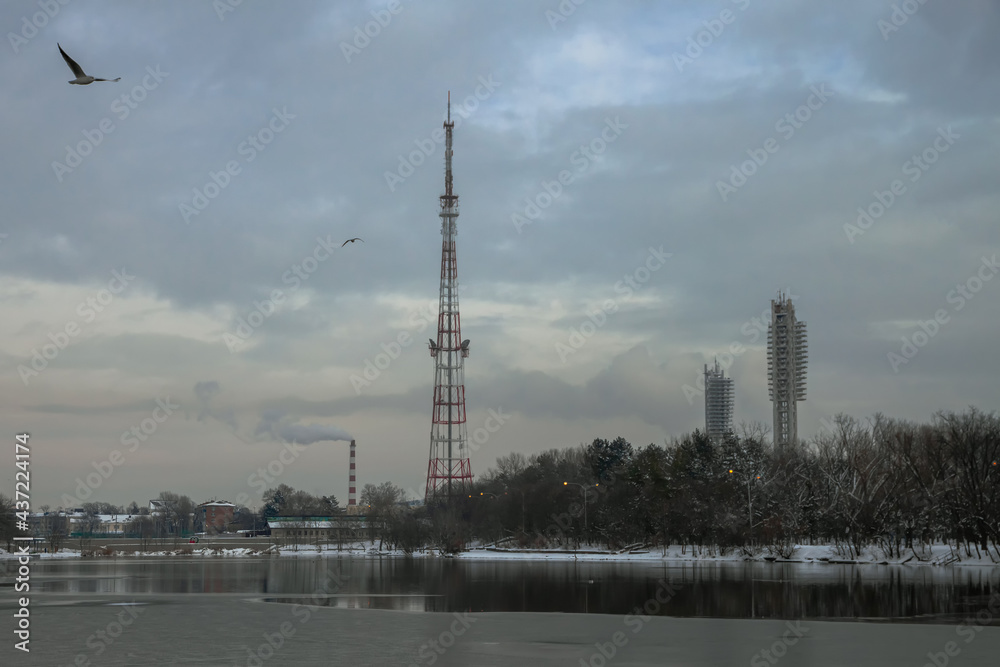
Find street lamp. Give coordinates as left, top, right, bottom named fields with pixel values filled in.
left=562, top=482, right=599, bottom=547
left=477, top=492, right=502, bottom=546
left=728, top=469, right=763, bottom=544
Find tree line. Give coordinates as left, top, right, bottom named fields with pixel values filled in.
left=423, top=407, right=1000, bottom=560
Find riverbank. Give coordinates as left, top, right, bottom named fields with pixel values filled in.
left=458, top=542, right=998, bottom=566
left=3, top=541, right=997, bottom=565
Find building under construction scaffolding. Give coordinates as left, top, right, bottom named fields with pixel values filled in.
left=767, top=291, right=807, bottom=446
left=704, top=359, right=734, bottom=442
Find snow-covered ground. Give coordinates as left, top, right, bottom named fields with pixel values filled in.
left=3, top=541, right=997, bottom=565
left=457, top=542, right=999, bottom=566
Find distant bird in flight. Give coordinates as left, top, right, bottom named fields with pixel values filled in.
left=58, top=43, right=120, bottom=85
left=341, top=238, right=363, bottom=247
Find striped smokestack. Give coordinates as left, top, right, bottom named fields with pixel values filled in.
left=348, top=439, right=357, bottom=507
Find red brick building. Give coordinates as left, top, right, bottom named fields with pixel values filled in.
left=197, top=501, right=236, bottom=533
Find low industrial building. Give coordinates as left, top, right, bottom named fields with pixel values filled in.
left=267, top=515, right=367, bottom=544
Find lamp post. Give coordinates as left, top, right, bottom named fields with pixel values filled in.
left=728, top=469, right=762, bottom=544
left=563, top=482, right=598, bottom=547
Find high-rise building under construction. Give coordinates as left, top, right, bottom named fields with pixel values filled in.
left=767, top=291, right=807, bottom=446
left=704, top=359, right=734, bottom=442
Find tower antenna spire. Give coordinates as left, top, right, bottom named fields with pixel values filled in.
left=426, top=93, right=473, bottom=502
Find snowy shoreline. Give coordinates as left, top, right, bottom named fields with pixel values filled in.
left=3, top=542, right=998, bottom=566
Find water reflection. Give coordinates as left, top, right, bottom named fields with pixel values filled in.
left=262, top=595, right=444, bottom=612
left=4, top=558, right=998, bottom=623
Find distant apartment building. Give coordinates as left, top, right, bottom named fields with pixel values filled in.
left=704, top=358, right=734, bottom=441
left=197, top=501, right=236, bottom=533
left=77, top=514, right=134, bottom=536
left=767, top=291, right=807, bottom=446
left=148, top=499, right=168, bottom=514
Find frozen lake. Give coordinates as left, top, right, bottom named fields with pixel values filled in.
left=2, top=557, right=999, bottom=665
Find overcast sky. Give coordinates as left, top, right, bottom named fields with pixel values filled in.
left=2, top=0, right=998, bottom=510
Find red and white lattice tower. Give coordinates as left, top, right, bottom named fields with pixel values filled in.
left=425, top=92, right=473, bottom=502
left=348, top=439, right=357, bottom=509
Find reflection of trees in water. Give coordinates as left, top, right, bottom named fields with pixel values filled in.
left=429, top=561, right=1000, bottom=621
left=26, top=559, right=1000, bottom=622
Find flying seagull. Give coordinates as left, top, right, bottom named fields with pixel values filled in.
left=341, top=238, right=363, bottom=247
left=58, top=43, right=120, bottom=85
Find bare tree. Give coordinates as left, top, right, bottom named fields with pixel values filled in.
left=127, top=516, right=155, bottom=552
left=933, top=409, right=1000, bottom=557
left=360, top=482, right=405, bottom=550
left=0, top=494, right=15, bottom=552
left=41, top=513, right=68, bottom=553
left=156, top=492, right=195, bottom=539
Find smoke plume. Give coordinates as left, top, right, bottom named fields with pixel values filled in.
left=254, top=409, right=352, bottom=445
